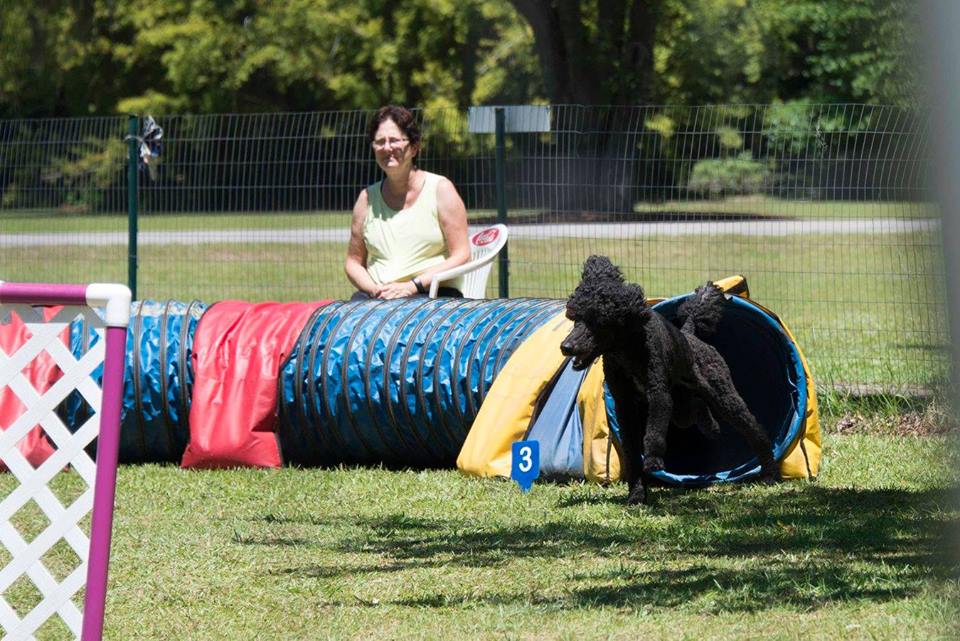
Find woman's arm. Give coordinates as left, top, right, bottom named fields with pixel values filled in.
left=344, top=189, right=382, bottom=297
left=413, top=177, right=470, bottom=290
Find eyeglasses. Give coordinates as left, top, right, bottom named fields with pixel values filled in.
left=371, top=137, right=409, bottom=150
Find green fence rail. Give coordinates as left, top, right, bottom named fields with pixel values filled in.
left=0, top=104, right=946, bottom=394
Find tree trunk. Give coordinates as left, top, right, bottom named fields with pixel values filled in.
left=509, top=0, right=661, bottom=105
left=621, top=0, right=659, bottom=104
left=508, top=1, right=663, bottom=213
left=510, top=0, right=577, bottom=102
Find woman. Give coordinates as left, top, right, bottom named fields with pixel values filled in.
left=345, top=105, right=470, bottom=300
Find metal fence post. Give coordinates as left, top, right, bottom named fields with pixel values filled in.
left=495, top=107, right=509, bottom=298
left=126, top=114, right=139, bottom=300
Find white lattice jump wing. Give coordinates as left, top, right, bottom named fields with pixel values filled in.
left=0, top=283, right=130, bottom=641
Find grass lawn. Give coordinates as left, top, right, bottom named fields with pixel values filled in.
left=0, top=198, right=939, bottom=235
left=0, top=209, right=534, bottom=234
left=0, top=210, right=351, bottom=233
left=3, top=431, right=955, bottom=640
left=0, top=209, right=955, bottom=638
left=631, top=197, right=939, bottom=220
left=2, top=229, right=944, bottom=390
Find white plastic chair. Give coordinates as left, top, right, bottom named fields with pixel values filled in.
left=429, top=224, right=509, bottom=299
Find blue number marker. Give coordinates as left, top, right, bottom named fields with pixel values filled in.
left=511, top=440, right=540, bottom=493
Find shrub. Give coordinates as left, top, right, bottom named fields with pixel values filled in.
left=686, top=152, right=770, bottom=197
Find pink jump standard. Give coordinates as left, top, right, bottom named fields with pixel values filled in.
left=0, top=282, right=130, bottom=641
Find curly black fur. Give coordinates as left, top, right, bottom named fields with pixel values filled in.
left=560, top=256, right=778, bottom=505
left=677, top=282, right=726, bottom=337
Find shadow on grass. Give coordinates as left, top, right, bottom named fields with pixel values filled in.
left=253, top=485, right=958, bottom=612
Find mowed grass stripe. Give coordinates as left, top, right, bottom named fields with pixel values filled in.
left=0, top=433, right=953, bottom=640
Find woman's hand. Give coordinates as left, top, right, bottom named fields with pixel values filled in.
left=376, top=280, right=419, bottom=300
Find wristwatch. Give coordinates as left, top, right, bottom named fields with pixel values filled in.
left=412, top=277, right=426, bottom=294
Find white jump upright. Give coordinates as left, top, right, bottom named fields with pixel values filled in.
left=0, top=282, right=130, bottom=641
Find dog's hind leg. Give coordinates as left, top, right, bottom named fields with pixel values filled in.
left=694, top=354, right=778, bottom=481
left=669, top=390, right=719, bottom=440
left=691, top=396, right=721, bottom=440
left=641, top=387, right=673, bottom=475
left=702, top=380, right=778, bottom=482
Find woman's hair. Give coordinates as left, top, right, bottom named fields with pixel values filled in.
left=367, top=105, right=422, bottom=159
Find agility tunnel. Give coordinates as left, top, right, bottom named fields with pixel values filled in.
left=278, top=297, right=565, bottom=467
left=0, top=282, right=819, bottom=482
left=639, top=292, right=818, bottom=484
left=459, top=278, right=820, bottom=484
left=62, top=299, right=206, bottom=463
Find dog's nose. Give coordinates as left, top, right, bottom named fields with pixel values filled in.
left=560, top=340, right=573, bottom=356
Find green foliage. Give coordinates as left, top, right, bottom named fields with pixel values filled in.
left=715, top=125, right=743, bottom=150
left=645, top=113, right=676, bottom=139
left=0, top=0, right=542, bottom=117
left=0, top=0, right=918, bottom=117
left=686, top=151, right=770, bottom=197
left=42, top=137, right=125, bottom=213
left=471, top=2, right=544, bottom=104
left=0, top=0, right=145, bottom=117
left=778, top=0, right=918, bottom=104
left=764, top=101, right=822, bottom=155
left=654, top=0, right=917, bottom=105
left=656, top=0, right=792, bottom=104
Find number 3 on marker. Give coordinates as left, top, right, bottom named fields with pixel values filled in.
left=511, top=440, right=540, bottom=493
left=518, top=445, right=533, bottom=472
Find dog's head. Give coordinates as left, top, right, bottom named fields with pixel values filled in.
left=560, top=256, right=650, bottom=370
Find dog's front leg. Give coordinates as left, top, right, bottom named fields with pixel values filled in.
left=642, top=387, right=673, bottom=474
left=604, top=365, right=648, bottom=504
left=626, top=475, right=648, bottom=505
left=621, top=421, right=649, bottom=505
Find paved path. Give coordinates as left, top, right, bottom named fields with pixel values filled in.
left=0, top=218, right=940, bottom=247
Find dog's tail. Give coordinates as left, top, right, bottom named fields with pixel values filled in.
left=677, top=281, right=726, bottom=337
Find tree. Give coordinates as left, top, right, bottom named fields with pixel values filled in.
left=508, top=0, right=916, bottom=108
left=508, top=0, right=663, bottom=104
left=0, top=0, right=543, bottom=117
left=0, top=0, right=155, bottom=118
left=116, top=0, right=543, bottom=114
left=0, top=0, right=917, bottom=118
left=777, top=0, right=917, bottom=105
left=654, top=0, right=917, bottom=106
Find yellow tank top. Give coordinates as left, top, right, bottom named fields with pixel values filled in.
left=363, top=171, right=464, bottom=291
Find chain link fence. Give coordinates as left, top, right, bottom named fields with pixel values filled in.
left=0, top=105, right=946, bottom=394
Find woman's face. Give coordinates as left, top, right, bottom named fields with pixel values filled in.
left=372, top=118, right=418, bottom=173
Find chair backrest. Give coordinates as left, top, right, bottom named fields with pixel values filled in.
left=460, top=224, right=508, bottom=298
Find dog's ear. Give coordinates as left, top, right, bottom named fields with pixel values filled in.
left=583, top=255, right=624, bottom=284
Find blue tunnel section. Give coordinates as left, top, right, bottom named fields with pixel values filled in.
left=603, top=294, right=808, bottom=486
left=64, top=299, right=206, bottom=463
left=278, top=297, right=565, bottom=468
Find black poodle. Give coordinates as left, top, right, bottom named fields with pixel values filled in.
left=560, top=255, right=778, bottom=505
